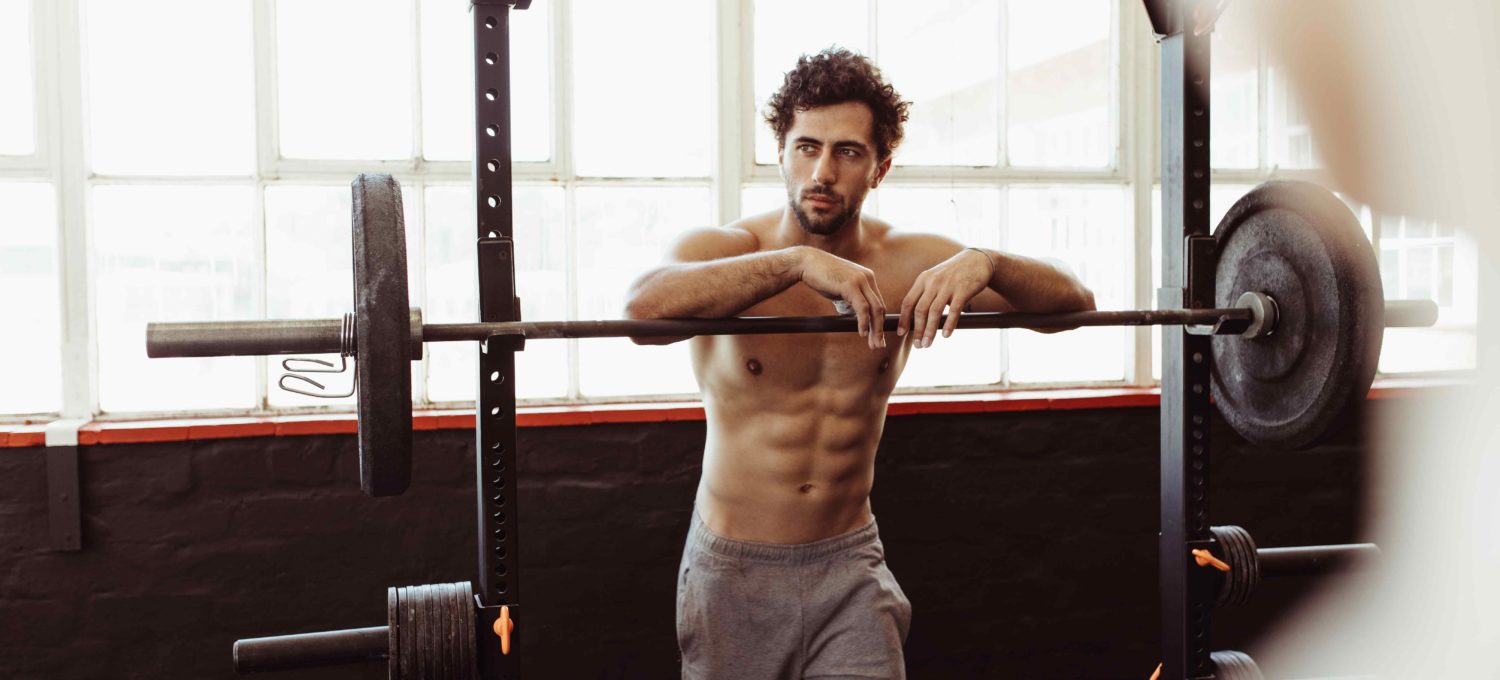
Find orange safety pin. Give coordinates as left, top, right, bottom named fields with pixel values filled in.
left=492, top=605, right=515, bottom=655
left=1192, top=548, right=1231, bottom=572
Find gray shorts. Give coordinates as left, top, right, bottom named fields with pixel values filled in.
left=676, top=511, right=912, bottom=680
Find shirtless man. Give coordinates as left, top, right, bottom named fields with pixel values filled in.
left=624, top=48, right=1096, bottom=680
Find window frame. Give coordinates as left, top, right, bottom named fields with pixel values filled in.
left=3, top=0, right=1474, bottom=423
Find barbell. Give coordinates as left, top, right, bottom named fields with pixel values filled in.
left=145, top=174, right=1437, bottom=496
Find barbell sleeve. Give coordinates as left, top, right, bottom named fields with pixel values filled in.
left=1257, top=543, right=1380, bottom=578
left=232, top=626, right=388, bottom=674
left=148, top=318, right=345, bottom=358
left=1382, top=299, right=1439, bottom=328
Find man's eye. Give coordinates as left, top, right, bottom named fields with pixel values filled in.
left=840, top=148, right=859, bottom=157
left=798, top=144, right=816, bottom=153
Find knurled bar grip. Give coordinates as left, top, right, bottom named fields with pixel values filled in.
left=233, top=626, right=388, bottom=673
left=143, top=300, right=1438, bottom=359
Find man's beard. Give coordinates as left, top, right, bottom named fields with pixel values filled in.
left=789, top=186, right=858, bottom=236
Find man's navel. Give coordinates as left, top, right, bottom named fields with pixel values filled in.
left=746, top=358, right=763, bottom=376
left=799, top=483, right=815, bottom=494
left=877, top=358, right=890, bottom=373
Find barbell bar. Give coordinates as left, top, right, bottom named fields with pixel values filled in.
left=146, top=300, right=1437, bottom=359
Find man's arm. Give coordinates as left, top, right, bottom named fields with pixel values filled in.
left=897, top=235, right=1096, bottom=347
left=623, top=227, right=890, bottom=348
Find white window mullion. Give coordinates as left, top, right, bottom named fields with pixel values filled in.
left=408, top=0, right=423, bottom=167
left=252, top=0, right=278, bottom=410
left=554, top=0, right=580, bottom=400
left=713, top=0, right=742, bottom=225
left=1125, top=0, right=1156, bottom=387
left=253, top=0, right=280, bottom=178
left=51, top=0, right=96, bottom=419
left=997, top=0, right=1010, bottom=168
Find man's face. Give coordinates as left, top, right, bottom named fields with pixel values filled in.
left=779, top=101, right=892, bottom=236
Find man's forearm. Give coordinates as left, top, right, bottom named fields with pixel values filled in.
left=626, top=247, right=807, bottom=321
left=975, top=248, right=1096, bottom=313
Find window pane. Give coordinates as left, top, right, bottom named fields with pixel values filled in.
left=277, top=0, right=412, bottom=160
left=1006, top=0, right=1114, bottom=168
left=576, top=186, right=711, bottom=397
left=0, top=0, right=35, bottom=156
left=1007, top=186, right=1128, bottom=383
left=742, top=184, right=786, bottom=218
left=85, top=0, right=255, bottom=174
left=573, top=0, right=712, bottom=177
left=424, top=184, right=569, bottom=402
left=1268, top=66, right=1319, bottom=169
left=1378, top=217, right=1477, bottom=373
left=420, top=0, right=551, bottom=162
left=95, top=185, right=259, bottom=412
left=872, top=187, right=1003, bottom=387
left=1211, top=1, right=1258, bottom=169
left=753, top=0, right=871, bottom=165
left=0, top=182, right=59, bottom=413
left=878, top=1, right=999, bottom=166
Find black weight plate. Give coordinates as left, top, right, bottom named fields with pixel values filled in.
left=437, top=583, right=455, bottom=680
left=387, top=586, right=400, bottom=680
left=399, top=587, right=415, bottom=680
left=455, top=582, right=478, bottom=680
left=1211, top=650, right=1266, bottom=680
left=1212, top=181, right=1384, bottom=450
left=353, top=174, right=414, bottom=496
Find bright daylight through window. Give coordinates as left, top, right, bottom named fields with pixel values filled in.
left=0, top=0, right=1475, bottom=419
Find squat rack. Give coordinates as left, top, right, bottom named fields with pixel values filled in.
left=461, top=1, right=1318, bottom=678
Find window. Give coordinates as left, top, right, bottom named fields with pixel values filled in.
left=3, top=0, right=1475, bottom=420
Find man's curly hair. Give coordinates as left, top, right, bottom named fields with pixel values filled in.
left=765, top=47, right=911, bottom=161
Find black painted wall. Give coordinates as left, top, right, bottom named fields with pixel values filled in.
left=0, top=402, right=1379, bottom=680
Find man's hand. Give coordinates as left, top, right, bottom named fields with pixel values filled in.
left=898, top=248, right=994, bottom=348
left=796, top=247, right=888, bottom=350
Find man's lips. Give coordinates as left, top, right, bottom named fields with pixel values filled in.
left=804, top=194, right=839, bottom=208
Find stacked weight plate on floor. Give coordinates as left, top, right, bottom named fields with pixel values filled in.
left=388, top=581, right=480, bottom=680
left=1212, top=181, right=1385, bottom=450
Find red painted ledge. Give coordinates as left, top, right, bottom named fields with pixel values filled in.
left=0, top=379, right=1459, bottom=449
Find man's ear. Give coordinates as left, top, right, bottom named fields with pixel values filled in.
left=871, top=154, right=893, bottom=188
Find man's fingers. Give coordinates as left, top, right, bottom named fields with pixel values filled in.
left=862, top=283, right=886, bottom=349
left=848, top=293, right=872, bottom=339
left=910, top=288, right=937, bottom=346
left=922, top=293, right=946, bottom=348
left=897, top=288, right=919, bottom=337
left=942, top=294, right=966, bottom=338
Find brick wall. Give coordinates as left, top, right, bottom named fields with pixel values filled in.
left=0, top=404, right=1374, bottom=680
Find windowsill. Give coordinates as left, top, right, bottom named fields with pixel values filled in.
left=0, top=377, right=1464, bottom=448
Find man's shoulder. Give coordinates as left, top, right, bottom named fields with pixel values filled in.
left=668, top=219, right=764, bottom=262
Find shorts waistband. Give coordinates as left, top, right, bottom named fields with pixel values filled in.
left=688, top=510, right=879, bottom=565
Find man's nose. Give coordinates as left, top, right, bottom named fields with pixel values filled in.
left=810, top=150, right=837, bottom=185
